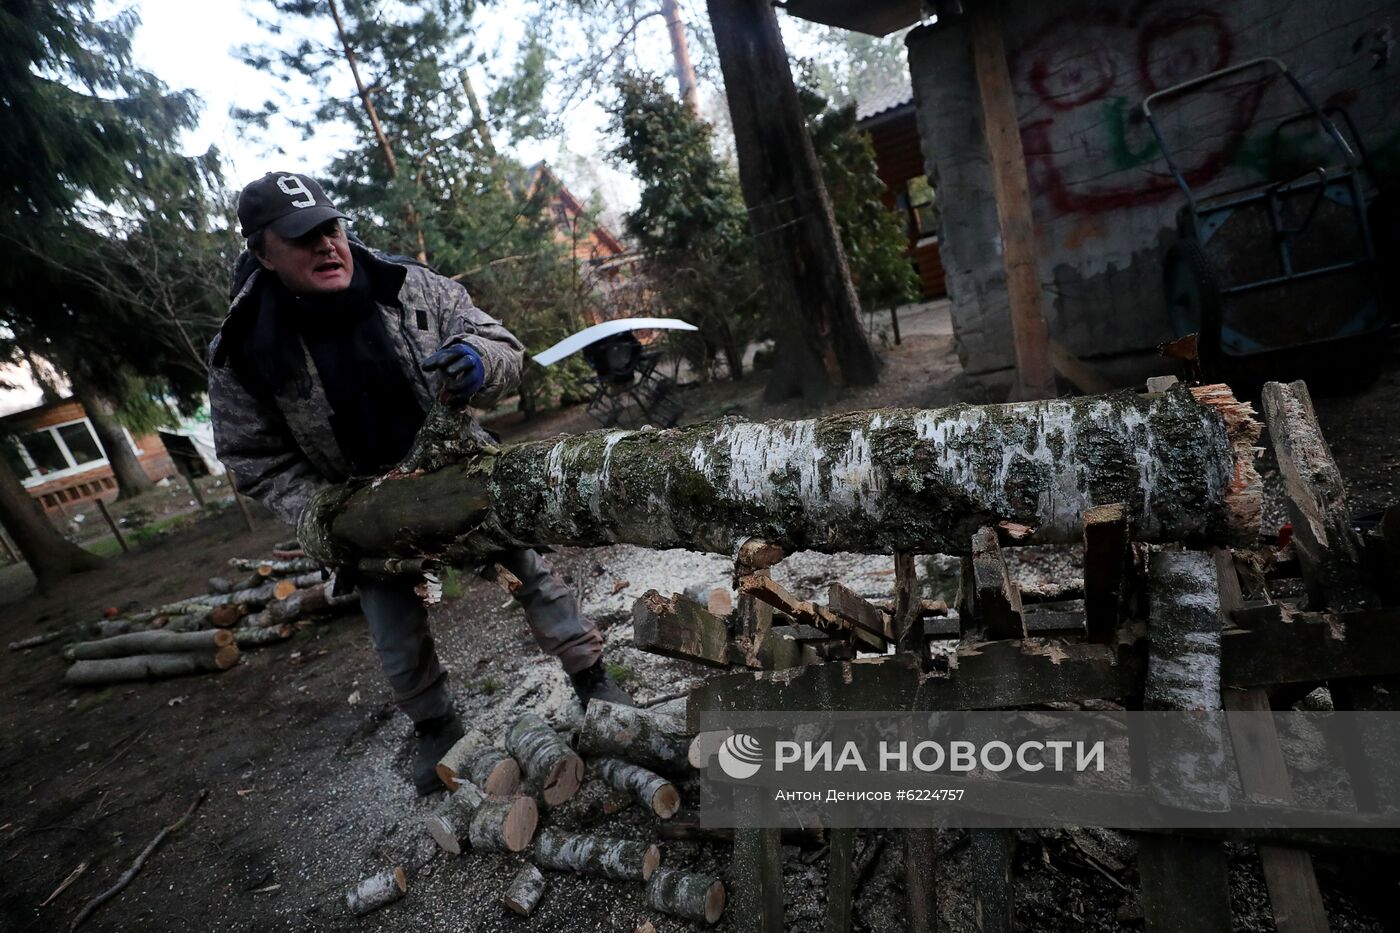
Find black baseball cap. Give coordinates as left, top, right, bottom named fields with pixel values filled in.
left=237, top=172, right=349, bottom=239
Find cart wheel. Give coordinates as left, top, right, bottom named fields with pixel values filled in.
left=1164, top=238, right=1224, bottom=377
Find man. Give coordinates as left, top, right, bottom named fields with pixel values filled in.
left=208, top=172, right=634, bottom=795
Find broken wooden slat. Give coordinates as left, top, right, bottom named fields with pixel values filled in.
left=632, top=590, right=735, bottom=669
left=958, top=528, right=1024, bottom=642
left=1217, top=549, right=1330, bottom=933
left=1261, top=380, right=1379, bottom=611
left=827, top=583, right=893, bottom=642
left=1083, top=503, right=1128, bottom=643
left=740, top=573, right=885, bottom=651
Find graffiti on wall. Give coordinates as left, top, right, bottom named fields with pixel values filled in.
left=1012, top=1, right=1264, bottom=215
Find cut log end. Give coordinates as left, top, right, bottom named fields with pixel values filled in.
left=645, top=867, right=725, bottom=925
left=641, top=843, right=661, bottom=881
left=1189, top=383, right=1263, bottom=543
left=542, top=755, right=584, bottom=807
left=213, top=644, right=241, bottom=669
left=468, top=796, right=539, bottom=853
left=651, top=783, right=681, bottom=819
left=273, top=579, right=298, bottom=600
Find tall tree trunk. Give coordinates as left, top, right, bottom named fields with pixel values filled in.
left=71, top=385, right=154, bottom=500
left=299, top=386, right=1261, bottom=567
left=0, top=455, right=102, bottom=592
left=705, top=0, right=880, bottom=403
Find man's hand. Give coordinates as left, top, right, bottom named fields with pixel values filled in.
left=421, top=344, right=484, bottom=407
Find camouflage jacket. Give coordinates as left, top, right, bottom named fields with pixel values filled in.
left=207, top=245, right=523, bottom=527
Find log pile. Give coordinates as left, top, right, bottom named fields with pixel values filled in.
left=52, top=542, right=361, bottom=686
left=410, top=705, right=726, bottom=926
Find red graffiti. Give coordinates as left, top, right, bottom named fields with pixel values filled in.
left=1012, top=1, right=1259, bottom=216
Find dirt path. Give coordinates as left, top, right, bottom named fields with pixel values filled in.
left=2, top=333, right=1398, bottom=931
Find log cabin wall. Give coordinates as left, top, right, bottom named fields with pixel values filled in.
left=1, top=399, right=177, bottom=513
left=904, top=0, right=1399, bottom=373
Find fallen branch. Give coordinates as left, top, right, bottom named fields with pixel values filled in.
left=69, top=789, right=206, bottom=931
left=40, top=860, right=89, bottom=907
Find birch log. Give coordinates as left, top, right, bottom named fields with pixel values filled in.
left=299, top=385, right=1260, bottom=565
left=503, top=864, right=546, bottom=916
left=228, top=556, right=321, bottom=575
left=64, top=629, right=234, bottom=661
left=505, top=714, right=584, bottom=807
left=531, top=828, right=660, bottom=881
left=234, top=625, right=293, bottom=648
left=344, top=867, right=406, bottom=916
left=467, top=797, right=538, bottom=853
left=577, top=700, right=691, bottom=776
left=65, top=647, right=240, bottom=684
left=646, top=867, right=726, bottom=925
left=436, top=729, right=520, bottom=795
left=426, top=783, right=487, bottom=855
left=595, top=757, right=681, bottom=818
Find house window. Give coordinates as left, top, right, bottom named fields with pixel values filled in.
left=11, top=418, right=111, bottom=483
left=58, top=423, right=103, bottom=465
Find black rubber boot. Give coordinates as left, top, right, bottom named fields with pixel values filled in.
left=411, top=712, right=464, bottom=795
left=569, top=659, right=638, bottom=710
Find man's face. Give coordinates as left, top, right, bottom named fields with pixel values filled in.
left=255, top=220, right=353, bottom=294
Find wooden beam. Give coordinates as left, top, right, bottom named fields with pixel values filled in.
left=828, top=583, right=894, bottom=642
left=687, top=639, right=1144, bottom=722
left=903, top=828, right=938, bottom=933
left=632, top=590, right=735, bottom=668
left=893, top=551, right=921, bottom=651
left=1138, top=835, right=1232, bottom=933
left=1082, top=504, right=1128, bottom=643
left=1222, top=606, right=1400, bottom=687
left=969, top=0, right=1054, bottom=400
left=958, top=527, right=1024, bottom=641
left=969, top=829, right=1014, bottom=933
left=1261, top=380, right=1378, bottom=611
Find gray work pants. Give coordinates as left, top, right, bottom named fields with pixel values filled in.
left=359, top=548, right=604, bottom=723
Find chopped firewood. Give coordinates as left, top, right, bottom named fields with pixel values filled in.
left=436, top=729, right=520, bottom=795
left=468, top=796, right=538, bottom=853
left=254, top=583, right=329, bottom=628
left=688, top=730, right=729, bottom=770
left=505, top=713, right=584, bottom=807
left=64, top=629, right=233, bottom=661
left=531, top=828, right=660, bottom=881
left=69, top=790, right=206, bottom=930
left=645, top=867, right=726, bottom=925
left=577, top=699, right=691, bottom=776
left=594, top=757, right=680, bottom=818
left=426, top=783, right=486, bottom=855
left=64, top=647, right=240, bottom=685
left=208, top=605, right=248, bottom=628
left=272, top=579, right=298, bottom=600
left=344, top=867, right=407, bottom=917
left=503, top=864, right=545, bottom=916
left=635, top=922, right=657, bottom=933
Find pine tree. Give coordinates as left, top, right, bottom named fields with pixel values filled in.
left=609, top=72, right=762, bottom=380
left=0, top=0, right=230, bottom=589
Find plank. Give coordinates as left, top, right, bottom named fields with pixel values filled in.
left=894, top=550, right=921, bottom=650
left=969, top=830, right=1014, bottom=933
left=1222, top=606, right=1400, bottom=687
left=731, top=821, right=784, bottom=933
left=969, top=0, right=1054, bottom=399
left=826, top=828, right=856, bottom=933
left=1082, top=503, right=1128, bottom=643
left=1218, top=549, right=1329, bottom=933
left=1138, top=835, right=1232, bottom=933
left=741, top=574, right=885, bottom=651
left=903, top=828, right=938, bottom=933
left=828, top=582, right=893, bottom=642
left=1261, top=380, right=1378, bottom=611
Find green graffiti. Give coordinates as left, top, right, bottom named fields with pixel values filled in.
left=1104, top=97, right=1163, bottom=170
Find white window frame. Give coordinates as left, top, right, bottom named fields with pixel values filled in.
left=16, top=417, right=112, bottom=488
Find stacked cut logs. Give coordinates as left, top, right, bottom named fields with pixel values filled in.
left=411, top=705, right=725, bottom=926
left=57, top=541, right=361, bottom=685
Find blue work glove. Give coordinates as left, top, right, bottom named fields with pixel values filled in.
left=421, top=343, right=485, bottom=407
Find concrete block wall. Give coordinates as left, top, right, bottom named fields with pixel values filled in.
left=907, top=0, right=1399, bottom=373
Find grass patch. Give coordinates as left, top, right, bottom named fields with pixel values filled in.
left=606, top=663, right=641, bottom=687
left=440, top=567, right=465, bottom=600
left=479, top=676, right=503, bottom=695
